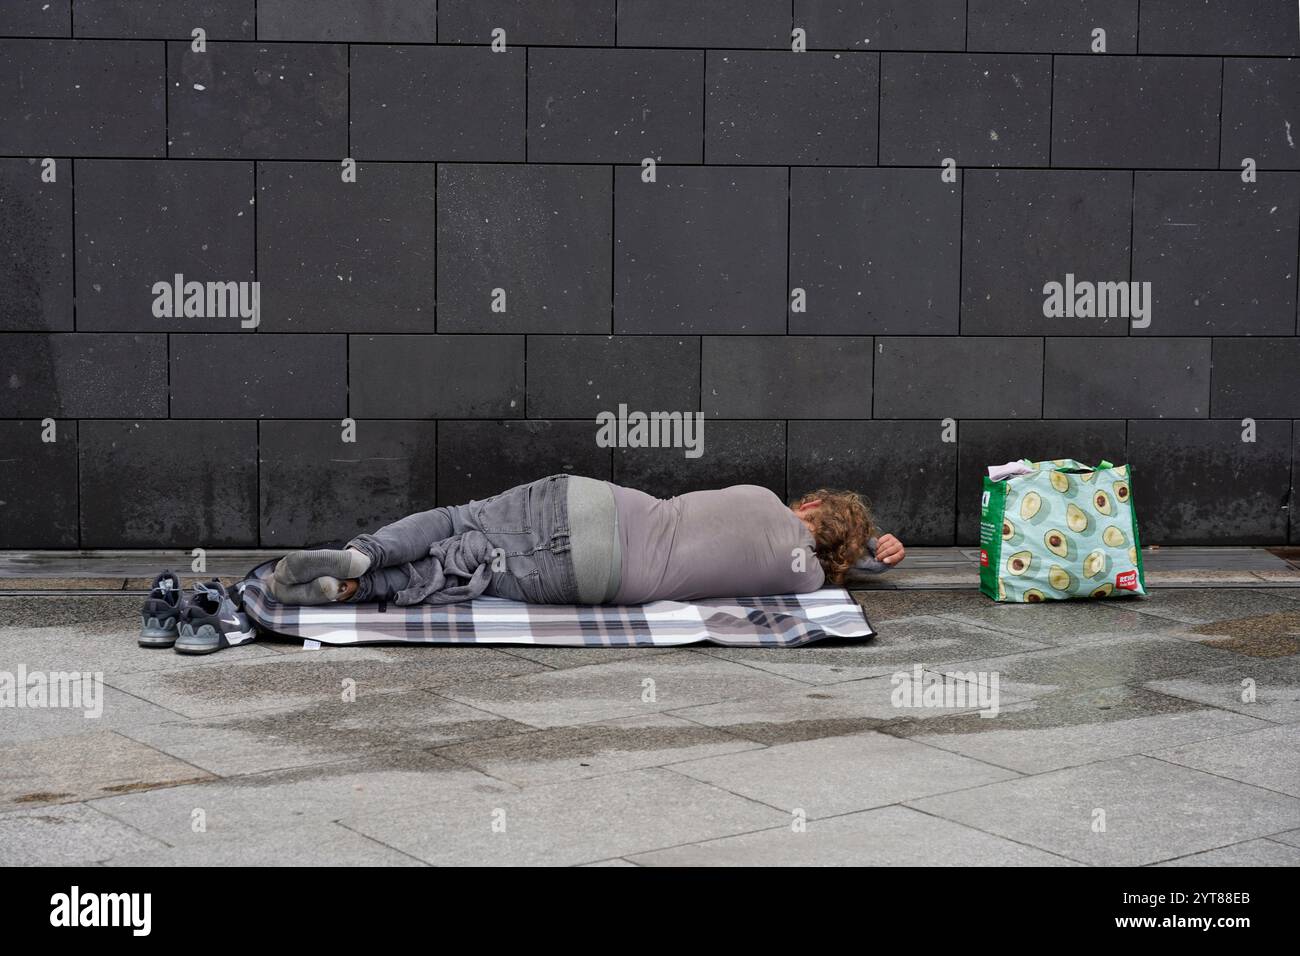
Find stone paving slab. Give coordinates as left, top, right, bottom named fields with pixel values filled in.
left=0, top=684, right=184, bottom=747
left=89, top=752, right=514, bottom=848
left=103, top=644, right=549, bottom=719
left=100, top=822, right=427, bottom=867
left=0, top=802, right=169, bottom=867
left=917, top=634, right=1250, bottom=700
left=1153, top=839, right=1300, bottom=867
left=434, top=650, right=805, bottom=729
left=1144, top=657, right=1300, bottom=724
left=0, top=730, right=214, bottom=810
left=667, top=671, right=1027, bottom=745
left=908, top=755, right=1300, bottom=866
left=1147, top=724, right=1300, bottom=798
left=0, top=607, right=282, bottom=676
left=433, top=712, right=763, bottom=788
left=886, top=684, right=1267, bottom=774
left=697, top=615, right=1049, bottom=685
left=938, top=597, right=1185, bottom=646
left=3, top=580, right=1297, bottom=866
left=668, top=731, right=1019, bottom=819
left=1268, top=828, right=1300, bottom=848
left=627, top=804, right=1080, bottom=866
left=118, top=690, right=529, bottom=777
left=339, top=767, right=789, bottom=866
left=1123, top=588, right=1300, bottom=625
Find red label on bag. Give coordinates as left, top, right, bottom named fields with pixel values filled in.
left=980, top=549, right=989, bottom=567
left=1116, top=570, right=1138, bottom=590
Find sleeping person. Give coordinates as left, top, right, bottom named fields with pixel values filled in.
left=271, top=475, right=906, bottom=607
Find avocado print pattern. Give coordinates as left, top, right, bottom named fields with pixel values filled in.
left=980, top=459, right=1146, bottom=602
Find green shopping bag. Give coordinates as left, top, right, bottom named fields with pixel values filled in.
left=979, top=458, right=1147, bottom=602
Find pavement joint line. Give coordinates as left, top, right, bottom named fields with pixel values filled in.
left=897, top=800, right=1092, bottom=866
left=1138, top=751, right=1300, bottom=803
left=331, top=819, right=432, bottom=867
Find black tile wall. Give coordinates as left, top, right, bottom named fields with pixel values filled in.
left=526, top=336, right=700, bottom=418
left=437, top=164, right=611, bottom=333
left=350, top=46, right=525, bottom=161
left=1, top=1, right=70, bottom=38
left=0, top=420, right=78, bottom=548
left=258, top=419, right=438, bottom=547
left=1131, top=172, right=1299, bottom=336
left=528, top=49, right=702, bottom=163
left=76, top=2, right=256, bottom=39
left=170, top=334, right=347, bottom=419
left=257, top=161, right=436, bottom=333
left=787, top=420, right=958, bottom=545
left=75, top=160, right=255, bottom=332
left=1126, top=419, right=1293, bottom=544
left=257, top=0, right=436, bottom=42
left=1052, top=56, right=1223, bottom=169
left=789, top=168, right=961, bottom=334
left=614, top=420, right=785, bottom=501
left=797, top=0, right=966, bottom=51
left=966, top=1, right=1138, bottom=55
left=620, top=1, right=790, bottom=49
left=168, top=42, right=348, bottom=160
left=1138, top=1, right=1300, bottom=56
left=78, top=420, right=258, bottom=547
left=0, top=40, right=165, bottom=156
left=705, top=51, right=878, bottom=165
left=0, top=159, right=73, bottom=331
left=1221, top=60, right=1300, bottom=170
left=879, top=53, right=1052, bottom=166
left=437, top=420, right=612, bottom=504
left=1, top=2, right=1295, bottom=548
left=961, top=170, right=1132, bottom=335
left=440, top=0, right=615, bottom=46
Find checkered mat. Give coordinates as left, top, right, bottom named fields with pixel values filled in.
left=240, top=560, right=875, bottom=647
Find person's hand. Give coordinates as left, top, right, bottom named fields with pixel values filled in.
left=876, top=533, right=906, bottom=566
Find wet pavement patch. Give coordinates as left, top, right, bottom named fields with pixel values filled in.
left=882, top=684, right=1204, bottom=739
left=1187, top=611, right=1300, bottom=658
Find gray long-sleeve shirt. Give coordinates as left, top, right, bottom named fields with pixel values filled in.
left=609, top=483, right=824, bottom=603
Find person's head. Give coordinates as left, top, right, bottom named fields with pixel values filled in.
left=790, top=489, right=876, bottom=585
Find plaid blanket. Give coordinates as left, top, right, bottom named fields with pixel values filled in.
left=240, top=560, right=875, bottom=648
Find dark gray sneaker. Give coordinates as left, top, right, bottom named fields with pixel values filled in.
left=175, top=580, right=256, bottom=655
left=139, top=570, right=185, bottom=648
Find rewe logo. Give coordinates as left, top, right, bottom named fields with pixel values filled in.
left=1116, top=569, right=1138, bottom=591
left=50, top=886, right=151, bottom=936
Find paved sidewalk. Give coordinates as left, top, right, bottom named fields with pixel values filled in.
left=1, top=554, right=1299, bottom=865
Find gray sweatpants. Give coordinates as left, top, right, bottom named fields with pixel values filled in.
left=345, top=474, right=619, bottom=605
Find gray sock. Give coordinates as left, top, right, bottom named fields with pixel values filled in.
left=275, top=548, right=370, bottom=585
left=269, top=575, right=345, bottom=605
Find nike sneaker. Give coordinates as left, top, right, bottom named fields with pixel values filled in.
left=139, top=570, right=185, bottom=648
left=175, top=580, right=256, bottom=655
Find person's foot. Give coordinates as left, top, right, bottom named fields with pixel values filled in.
left=269, top=574, right=349, bottom=606
left=274, top=548, right=370, bottom=584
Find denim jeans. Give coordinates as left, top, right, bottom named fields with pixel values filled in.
left=346, top=474, right=579, bottom=605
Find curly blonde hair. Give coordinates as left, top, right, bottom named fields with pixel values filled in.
left=792, top=488, right=876, bottom=585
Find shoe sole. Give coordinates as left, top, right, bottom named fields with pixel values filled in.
left=175, top=627, right=256, bottom=655
left=139, top=620, right=178, bottom=648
